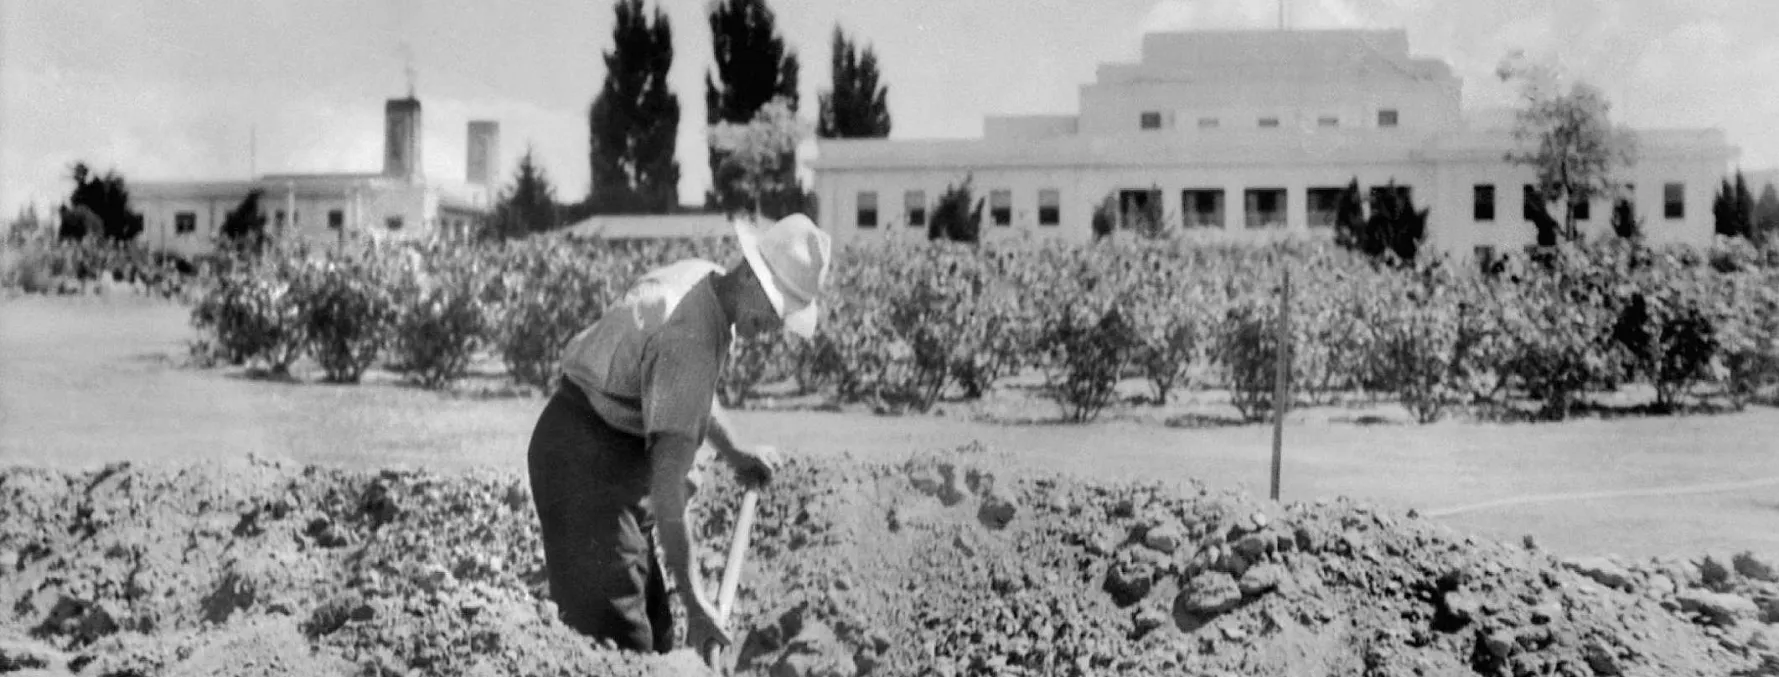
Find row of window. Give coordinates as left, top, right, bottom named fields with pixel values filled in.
left=856, top=189, right=1063, bottom=229
left=856, top=180, right=1691, bottom=230
left=1472, top=183, right=1686, bottom=221
left=1140, top=109, right=1399, bottom=131
left=170, top=209, right=398, bottom=235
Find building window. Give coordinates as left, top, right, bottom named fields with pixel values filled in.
left=856, top=191, right=878, bottom=228
left=1306, top=188, right=1344, bottom=228
left=1317, top=116, right=1339, bottom=127
left=1475, top=246, right=1497, bottom=275
left=1037, top=189, right=1060, bottom=226
left=904, top=190, right=925, bottom=227
left=386, top=216, right=404, bottom=231
left=1182, top=189, right=1224, bottom=228
left=1245, top=188, right=1286, bottom=228
left=1572, top=198, right=1591, bottom=222
left=1378, top=109, right=1399, bottom=127
left=1474, top=185, right=1496, bottom=221
left=990, top=189, right=1012, bottom=226
left=1663, top=182, right=1685, bottom=219
left=328, top=209, right=344, bottom=230
left=275, top=210, right=287, bottom=228
left=174, top=212, right=197, bottom=234
left=1258, top=117, right=1280, bottom=128
left=1118, top=190, right=1157, bottom=230
left=1139, top=111, right=1162, bottom=130
left=1197, top=117, right=1219, bottom=129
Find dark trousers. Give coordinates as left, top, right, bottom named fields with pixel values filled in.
left=528, top=380, right=672, bottom=653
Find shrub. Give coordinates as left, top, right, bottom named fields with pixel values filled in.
left=386, top=253, right=489, bottom=389
left=1126, top=258, right=1209, bottom=405
left=720, top=334, right=788, bottom=407
left=488, top=245, right=622, bottom=392
left=300, top=255, right=396, bottom=384
left=1038, top=300, right=1140, bottom=423
left=1490, top=246, right=1624, bottom=419
left=1715, top=270, right=1779, bottom=408
left=1369, top=266, right=1486, bottom=423
left=188, top=256, right=308, bottom=375
left=1216, top=299, right=1283, bottom=422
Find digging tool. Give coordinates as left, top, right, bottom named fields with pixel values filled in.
left=703, top=488, right=760, bottom=673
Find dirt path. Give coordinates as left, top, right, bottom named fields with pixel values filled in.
left=1423, top=475, right=1779, bottom=518
left=3, top=294, right=1776, bottom=560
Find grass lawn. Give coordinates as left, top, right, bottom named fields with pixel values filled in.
left=2, top=293, right=1775, bottom=560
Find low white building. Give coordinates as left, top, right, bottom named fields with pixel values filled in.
left=811, top=29, right=1739, bottom=260
left=132, top=96, right=498, bottom=259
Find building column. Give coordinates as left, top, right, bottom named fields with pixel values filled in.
left=1286, top=183, right=1308, bottom=233
left=1224, top=182, right=1244, bottom=231
left=285, top=181, right=297, bottom=241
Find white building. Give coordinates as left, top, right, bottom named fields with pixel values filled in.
left=811, top=29, right=1739, bottom=260
left=132, top=96, right=498, bottom=259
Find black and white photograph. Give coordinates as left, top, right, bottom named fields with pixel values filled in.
left=2, top=0, right=1777, bottom=675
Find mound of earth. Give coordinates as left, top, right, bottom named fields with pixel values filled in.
left=1, top=446, right=1774, bottom=677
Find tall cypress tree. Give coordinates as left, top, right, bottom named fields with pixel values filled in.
left=705, top=0, right=800, bottom=213
left=817, top=26, right=891, bottom=139
left=1714, top=173, right=1754, bottom=239
left=1734, top=171, right=1755, bottom=240
left=1331, top=178, right=1366, bottom=252
left=588, top=0, right=680, bottom=214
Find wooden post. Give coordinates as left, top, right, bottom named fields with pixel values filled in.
left=1270, top=267, right=1291, bottom=502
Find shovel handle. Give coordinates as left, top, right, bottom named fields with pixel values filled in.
left=703, top=488, right=760, bottom=671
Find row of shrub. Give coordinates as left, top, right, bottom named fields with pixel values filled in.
left=1, top=238, right=201, bottom=299
left=181, top=234, right=1779, bottom=424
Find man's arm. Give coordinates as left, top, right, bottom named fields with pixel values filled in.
left=649, top=432, right=714, bottom=612
left=705, top=398, right=777, bottom=488
left=637, top=333, right=731, bottom=648
left=706, top=397, right=742, bottom=459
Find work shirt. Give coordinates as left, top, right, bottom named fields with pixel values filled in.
left=559, top=259, right=734, bottom=445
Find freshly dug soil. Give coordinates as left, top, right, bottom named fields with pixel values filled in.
left=2, top=446, right=1774, bottom=676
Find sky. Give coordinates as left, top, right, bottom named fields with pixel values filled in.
left=3, top=0, right=1777, bottom=217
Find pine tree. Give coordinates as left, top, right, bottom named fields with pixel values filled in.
left=1754, top=183, right=1779, bottom=245
left=1366, top=182, right=1428, bottom=264
left=817, top=26, right=891, bottom=139
left=1611, top=196, right=1642, bottom=240
left=218, top=189, right=270, bottom=252
left=1735, top=171, right=1755, bottom=239
left=1714, top=174, right=1754, bottom=239
left=1713, top=178, right=1733, bottom=237
left=63, top=162, right=144, bottom=242
left=489, top=149, right=561, bottom=240
left=1331, top=178, right=1366, bottom=252
left=588, top=0, right=680, bottom=214
left=6, top=204, right=42, bottom=245
left=928, top=175, right=983, bottom=244
left=705, top=0, right=801, bottom=214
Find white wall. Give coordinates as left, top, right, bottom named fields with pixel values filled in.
left=134, top=179, right=439, bottom=257
left=819, top=152, right=1725, bottom=258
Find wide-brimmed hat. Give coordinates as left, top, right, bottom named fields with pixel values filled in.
left=734, top=213, right=832, bottom=340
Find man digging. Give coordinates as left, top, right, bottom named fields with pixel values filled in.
left=525, top=214, right=832, bottom=654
